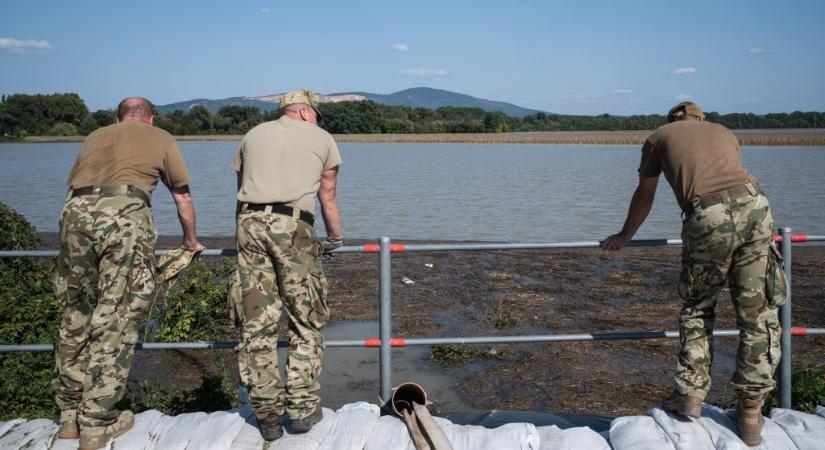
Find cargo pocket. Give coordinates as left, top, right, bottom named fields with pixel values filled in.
left=307, top=267, right=329, bottom=330
left=766, top=321, right=781, bottom=366
left=766, top=245, right=788, bottom=307
left=227, top=269, right=244, bottom=327
left=293, top=220, right=323, bottom=257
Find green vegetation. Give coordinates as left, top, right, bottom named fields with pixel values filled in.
left=2, top=93, right=824, bottom=140
left=0, top=202, right=60, bottom=420
left=716, top=363, right=825, bottom=414
left=0, top=201, right=240, bottom=420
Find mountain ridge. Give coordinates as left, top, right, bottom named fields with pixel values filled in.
left=156, top=87, right=545, bottom=117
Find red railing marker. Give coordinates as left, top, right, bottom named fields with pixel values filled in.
left=775, top=233, right=808, bottom=243
left=363, top=243, right=406, bottom=253
left=791, top=327, right=808, bottom=336
left=363, top=338, right=407, bottom=347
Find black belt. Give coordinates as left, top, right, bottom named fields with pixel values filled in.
left=685, top=184, right=763, bottom=216
left=70, top=185, right=150, bottom=206
left=243, top=203, right=315, bottom=226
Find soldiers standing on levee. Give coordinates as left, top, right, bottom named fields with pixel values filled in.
left=231, top=89, right=343, bottom=441
left=602, top=102, right=787, bottom=446
left=52, top=97, right=204, bottom=449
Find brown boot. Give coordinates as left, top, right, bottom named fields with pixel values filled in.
left=258, top=413, right=284, bottom=441
left=290, top=405, right=323, bottom=433
left=660, top=390, right=703, bottom=418
left=736, top=396, right=765, bottom=447
left=78, top=410, right=135, bottom=450
left=57, top=409, right=79, bottom=439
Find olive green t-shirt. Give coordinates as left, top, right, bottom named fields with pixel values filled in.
left=638, top=120, right=756, bottom=211
left=233, top=116, right=342, bottom=213
left=67, top=121, right=191, bottom=197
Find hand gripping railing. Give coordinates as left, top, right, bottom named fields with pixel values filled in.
left=1, top=230, right=824, bottom=409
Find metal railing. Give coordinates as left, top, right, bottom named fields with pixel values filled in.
left=1, top=228, right=824, bottom=409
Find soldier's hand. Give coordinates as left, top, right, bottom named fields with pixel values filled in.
left=321, top=236, right=344, bottom=254
left=181, top=239, right=206, bottom=253
left=601, top=233, right=629, bottom=251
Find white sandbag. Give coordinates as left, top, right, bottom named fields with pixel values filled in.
left=187, top=410, right=249, bottom=450
left=318, top=402, right=380, bottom=450
left=437, top=417, right=540, bottom=450
left=0, top=420, right=25, bottom=442
left=558, top=426, right=610, bottom=450
left=228, top=406, right=265, bottom=450
left=650, top=407, right=715, bottom=449
left=816, top=406, right=825, bottom=419
left=609, top=416, right=675, bottom=450
left=149, top=411, right=208, bottom=450
left=770, top=408, right=825, bottom=450
left=364, top=415, right=415, bottom=450
left=536, top=424, right=566, bottom=450
left=695, top=404, right=789, bottom=450
left=111, top=409, right=170, bottom=449
left=270, top=407, right=336, bottom=450
left=0, top=418, right=56, bottom=450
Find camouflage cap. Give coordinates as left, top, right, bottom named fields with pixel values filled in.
left=279, top=89, right=322, bottom=116
left=156, top=247, right=203, bottom=283
left=667, top=102, right=705, bottom=123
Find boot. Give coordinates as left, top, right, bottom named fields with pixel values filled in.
left=290, top=405, right=323, bottom=433
left=258, top=413, right=284, bottom=441
left=660, top=390, right=703, bottom=418
left=78, top=410, right=134, bottom=450
left=57, top=409, right=79, bottom=439
left=736, top=396, right=765, bottom=447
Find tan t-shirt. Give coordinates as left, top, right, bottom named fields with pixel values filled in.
left=67, top=121, right=191, bottom=197
left=638, top=120, right=756, bottom=211
left=233, top=116, right=342, bottom=213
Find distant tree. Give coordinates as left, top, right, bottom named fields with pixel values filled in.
left=78, top=115, right=99, bottom=135
left=47, top=122, right=78, bottom=136
left=91, top=110, right=116, bottom=128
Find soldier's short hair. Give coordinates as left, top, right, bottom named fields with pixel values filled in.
left=667, top=102, right=705, bottom=123
left=117, top=97, right=155, bottom=120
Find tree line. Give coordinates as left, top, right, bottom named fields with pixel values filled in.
left=1, top=93, right=823, bottom=140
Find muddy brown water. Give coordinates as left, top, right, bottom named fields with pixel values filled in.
left=38, top=235, right=825, bottom=416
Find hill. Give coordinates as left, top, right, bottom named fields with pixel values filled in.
left=157, top=87, right=544, bottom=116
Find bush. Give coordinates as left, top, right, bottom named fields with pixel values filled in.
left=47, top=122, right=78, bottom=136
left=0, top=202, right=60, bottom=420
left=151, top=260, right=234, bottom=342
left=765, top=363, right=825, bottom=414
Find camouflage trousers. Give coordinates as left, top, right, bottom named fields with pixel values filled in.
left=232, top=209, right=329, bottom=421
left=52, top=194, right=156, bottom=427
left=675, top=191, right=782, bottom=400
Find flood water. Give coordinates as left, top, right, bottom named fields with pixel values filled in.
left=1, top=141, right=823, bottom=241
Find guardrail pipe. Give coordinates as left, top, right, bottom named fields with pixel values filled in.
left=379, top=237, right=393, bottom=402
left=779, top=227, right=793, bottom=409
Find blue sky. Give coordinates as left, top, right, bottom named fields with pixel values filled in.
left=2, top=0, right=823, bottom=115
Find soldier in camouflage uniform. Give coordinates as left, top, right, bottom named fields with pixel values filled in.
left=231, top=89, right=343, bottom=440
left=602, top=102, right=786, bottom=446
left=53, top=97, right=203, bottom=450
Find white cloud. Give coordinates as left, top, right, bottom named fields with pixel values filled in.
left=674, top=93, right=693, bottom=100
left=0, top=37, right=51, bottom=54
left=749, top=47, right=765, bottom=55
left=260, top=7, right=271, bottom=13
left=392, top=43, right=408, bottom=52
left=401, top=68, right=447, bottom=77
left=672, top=66, right=696, bottom=75
left=612, top=89, right=633, bottom=94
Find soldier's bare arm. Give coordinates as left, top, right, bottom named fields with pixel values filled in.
left=318, top=166, right=342, bottom=250
left=171, top=185, right=204, bottom=252
left=601, top=175, right=659, bottom=251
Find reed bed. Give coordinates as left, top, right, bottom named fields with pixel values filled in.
left=22, top=130, right=825, bottom=146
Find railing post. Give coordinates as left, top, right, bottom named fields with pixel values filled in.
left=379, top=237, right=392, bottom=402
left=779, top=227, right=793, bottom=409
